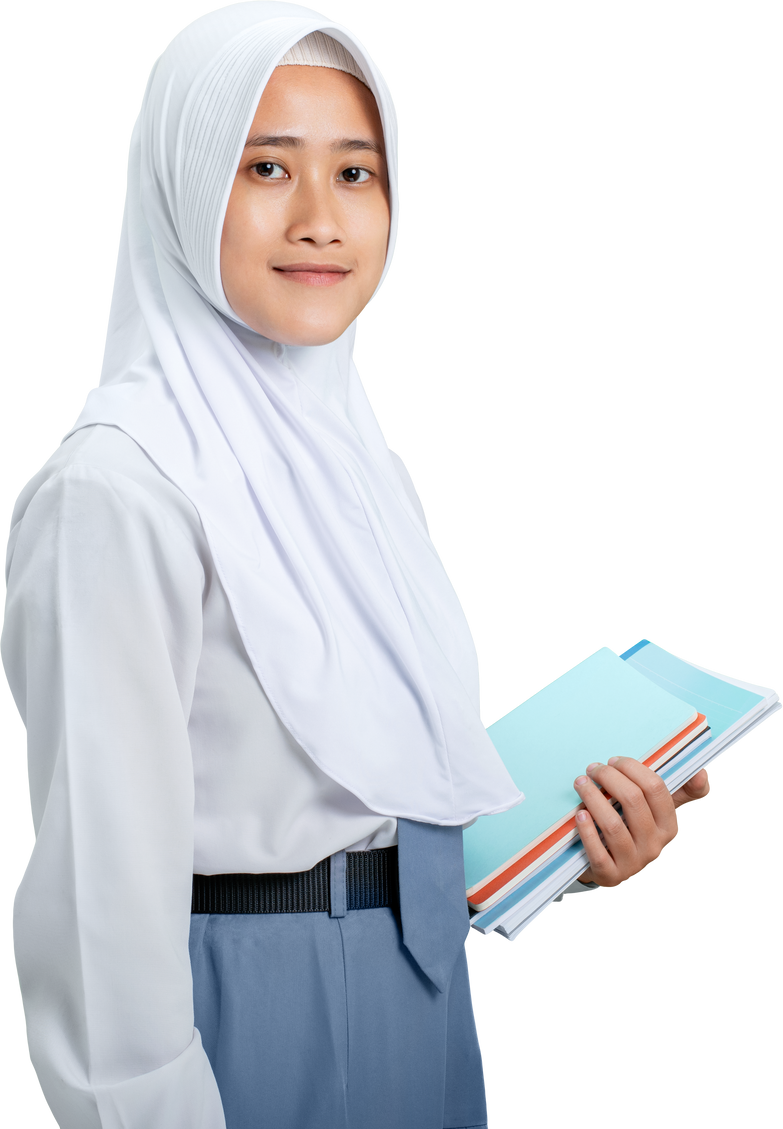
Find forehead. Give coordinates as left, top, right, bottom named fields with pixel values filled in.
left=248, top=65, right=384, bottom=145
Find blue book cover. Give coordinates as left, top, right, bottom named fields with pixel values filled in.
left=463, top=647, right=697, bottom=903
left=620, top=640, right=764, bottom=742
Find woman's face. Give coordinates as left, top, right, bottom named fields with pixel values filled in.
left=221, top=65, right=390, bottom=346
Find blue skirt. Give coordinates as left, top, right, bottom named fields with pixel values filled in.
left=189, top=822, right=488, bottom=1129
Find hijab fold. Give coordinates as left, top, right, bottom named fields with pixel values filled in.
left=70, top=1, right=522, bottom=825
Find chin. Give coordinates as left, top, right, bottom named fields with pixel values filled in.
left=253, top=315, right=352, bottom=348
left=279, top=327, right=346, bottom=347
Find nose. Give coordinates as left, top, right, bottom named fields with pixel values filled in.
left=285, top=173, right=343, bottom=247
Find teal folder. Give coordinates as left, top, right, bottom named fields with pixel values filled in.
left=463, top=647, right=697, bottom=898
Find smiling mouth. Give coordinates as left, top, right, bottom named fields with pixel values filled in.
left=273, top=263, right=350, bottom=287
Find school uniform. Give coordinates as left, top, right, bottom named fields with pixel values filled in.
left=2, top=5, right=534, bottom=1127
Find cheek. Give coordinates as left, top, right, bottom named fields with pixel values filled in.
left=220, top=194, right=244, bottom=296
left=221, top=183, right=278, bottom=284
left=355, top=198, right=391, bottom=282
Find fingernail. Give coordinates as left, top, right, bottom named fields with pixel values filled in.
left=576, top=810, right=590, bottom=823
left=608, top=756, right=619, bottom=766
left=574, top=775, right=588, bottom=787
left=586, top=762, right=601, bottom=774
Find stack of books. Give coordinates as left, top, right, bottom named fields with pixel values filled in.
left=465, top=642, right=779, bottom=941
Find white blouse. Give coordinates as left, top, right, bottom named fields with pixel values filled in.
left=2, top=423, right=589, bottom=1129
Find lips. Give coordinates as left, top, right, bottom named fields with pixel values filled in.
left=273, top=263, right=350, bottom=287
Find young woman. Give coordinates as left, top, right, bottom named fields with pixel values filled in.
left=2, top=4, right=709, bottom=1127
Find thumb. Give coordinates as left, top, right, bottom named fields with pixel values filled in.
left=673, top=769, right=710, bottom=809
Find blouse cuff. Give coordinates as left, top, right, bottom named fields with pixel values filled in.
left=91, top=1031, right=225, bottom=1129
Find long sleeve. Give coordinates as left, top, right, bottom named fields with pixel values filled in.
left=2, top=457, right=225, bottom=1129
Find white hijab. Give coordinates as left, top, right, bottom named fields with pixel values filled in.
left=70, top=1, right=522, bottom=825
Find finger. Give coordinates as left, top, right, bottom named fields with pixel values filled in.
left=573, top=807, right=619, bottom=886
left=584, top=761, right=662, bottom=856
left=573, top=772, right=636, bottom=870
left=605, top=755, right=677, bottom=838
left=582, top=759, right=683, bottom=876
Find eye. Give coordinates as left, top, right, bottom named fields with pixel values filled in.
left=253, top=161, right=288, bottom=179
left=338, top=166, right=371, bottom=184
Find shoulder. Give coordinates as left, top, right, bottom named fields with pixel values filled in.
left=6, top=425, right=210, bottom=581
left=388, top=451, right=429, bottom=532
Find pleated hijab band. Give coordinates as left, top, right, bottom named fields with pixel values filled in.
left=69, top=1, right=522, bottom=826
left=277, top=29, right=369, bottom=86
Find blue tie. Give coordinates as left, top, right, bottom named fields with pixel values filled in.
left=396, top=819, right=470, bottom=993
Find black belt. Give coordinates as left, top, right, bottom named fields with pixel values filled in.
left=192, top=846, right=398, bottom=915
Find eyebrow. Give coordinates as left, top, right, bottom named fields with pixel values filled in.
left=244, top=134, right=382, bottom=156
